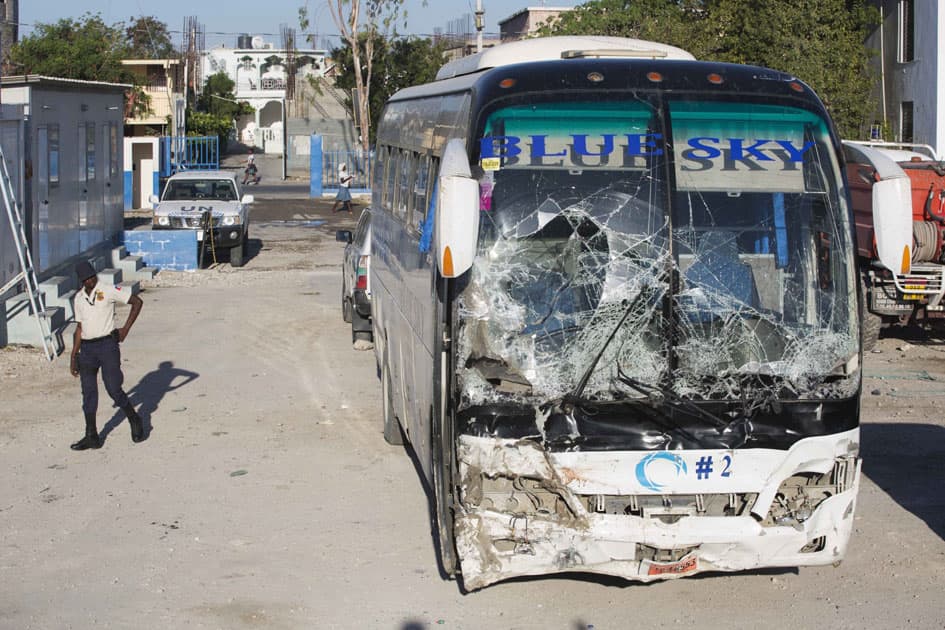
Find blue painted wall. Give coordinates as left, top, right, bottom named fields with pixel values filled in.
left=123, top=171, right=133, bottom=210
left=310, top=134, right=323, bottom=198
left=123, top=230, right=197, bottom=271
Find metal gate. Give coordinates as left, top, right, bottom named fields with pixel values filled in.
left=160, top=136, right=219, bottom=176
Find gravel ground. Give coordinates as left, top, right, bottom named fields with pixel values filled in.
left=1, top=220, right=944, bottom=629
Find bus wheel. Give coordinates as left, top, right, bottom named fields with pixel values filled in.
left=432, top=424, right=458, bottom=577
left=382, top=359, right=404, bottom=445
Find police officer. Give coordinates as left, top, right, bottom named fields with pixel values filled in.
left=69, top=260, right=145, bottom=450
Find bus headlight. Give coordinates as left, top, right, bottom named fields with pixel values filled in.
left=222, top=215, right=242, bottom=226
left=154, top=215, right=170, bottom=226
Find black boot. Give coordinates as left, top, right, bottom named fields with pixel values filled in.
left=125, top=404, right=146, bottom=443
left=70, top=413, right=101, bottom=450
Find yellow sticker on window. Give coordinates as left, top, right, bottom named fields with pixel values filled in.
left=481, top=157, right=501, bottom=171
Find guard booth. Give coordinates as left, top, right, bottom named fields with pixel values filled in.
left=0, top=75, right=126, bottom=277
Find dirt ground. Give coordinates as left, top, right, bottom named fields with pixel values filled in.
left=1, top=217, right=944, bottom=629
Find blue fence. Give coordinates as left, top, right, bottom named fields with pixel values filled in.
left=160, top=136, right=220, bottom=177
left=322, top=148, right=373, bottom=192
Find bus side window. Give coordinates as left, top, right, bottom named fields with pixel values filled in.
left=412, top=155, right=430, bottom=229
left=397, top=151, right=415, bottom=223
left=375, top=146, right=388, bottom=206
left=387, top=148, right=400, bottom=216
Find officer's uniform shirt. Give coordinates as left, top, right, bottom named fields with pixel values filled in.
left=73, top=283, right=130, bottom=340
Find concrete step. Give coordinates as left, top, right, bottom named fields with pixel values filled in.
left=5, top=303, right=64, bottom=348
left=111, top=246, right=128, bottom=266
left=134, top=267, right=159, bottom=281
left=44, top=288, right=77, bottom=321
left=97, top=268, right=123, bottom=285
left=118, top=280, right=141, bottom=296
left=39, top=276, right=72, bottom=300
left=116, top=254, right=145, bottom=276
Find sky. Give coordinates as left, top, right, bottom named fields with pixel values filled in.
left=20, top=1, right=587, bottom=50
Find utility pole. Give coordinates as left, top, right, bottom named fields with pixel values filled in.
left=475, top=0, right=484, bottom=53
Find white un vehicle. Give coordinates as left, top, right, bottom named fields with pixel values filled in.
left=151, top=170, right=254, bottom=266
left=370, top=36, right=863, bottom=590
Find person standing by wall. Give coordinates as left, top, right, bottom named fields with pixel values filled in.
left=331, top=163, right=353, bottom=213
left=69, top=261, right=146, bottom=450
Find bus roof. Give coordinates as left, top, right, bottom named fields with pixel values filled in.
left=434, top=36, right=695, bottom=80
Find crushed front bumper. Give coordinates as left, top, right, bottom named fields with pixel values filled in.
left=454, top=434, right=861, bottom=590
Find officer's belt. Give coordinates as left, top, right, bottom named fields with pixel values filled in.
left=82, top=332, right=116, bottom=344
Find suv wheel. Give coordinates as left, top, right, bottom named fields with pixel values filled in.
left=231, top=229, right=247, bottom=267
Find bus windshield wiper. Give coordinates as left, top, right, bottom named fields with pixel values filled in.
left=568, top=284, right=657, bottom=404
left=542, top=284, right=658, bottom=446
left=615, top=365, right=753, bottom=446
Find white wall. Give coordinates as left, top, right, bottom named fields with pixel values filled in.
left=874, top=0, right=945, bottom=152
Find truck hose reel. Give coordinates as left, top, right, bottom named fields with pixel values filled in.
left=912, top=220, right=943, bottom=262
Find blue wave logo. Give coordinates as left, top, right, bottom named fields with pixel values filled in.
left=635, top=452, right=688, bottom=491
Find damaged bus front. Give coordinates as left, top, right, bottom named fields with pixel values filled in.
left=371, top=40, right=861, bottom=591
left=452, top=76, right=861, bottom=589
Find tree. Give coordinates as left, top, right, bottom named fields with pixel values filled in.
left=8, top=13, right=133, bottom=83
left=332, top=35, right=446, bottom=144
left=197, top=72, right=254, bottom=119
left=323, top=0, right=407, bottom=152
left=536, top=0, right=704, bottom=52
left=702, top=0, right=879, bottom=138
left=125, top=15, right=176, bottom=59
left=192, top=71, right=254, bottom=151
left=541, top=0, right=879, bottom=138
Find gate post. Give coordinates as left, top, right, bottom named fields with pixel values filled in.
left=310, top=134, right=323, bottom=198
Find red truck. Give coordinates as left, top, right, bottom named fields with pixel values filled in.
left=843, top=141, right=945, bottom=348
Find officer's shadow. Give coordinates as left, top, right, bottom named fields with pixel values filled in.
left=100, top=361, right=199, bottom=441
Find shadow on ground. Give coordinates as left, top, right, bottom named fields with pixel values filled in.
left=878, top=324, right=945, bottom=349
left=100, top=360, right=199, bottom=441
left=861, top=422, right=945, bottom=541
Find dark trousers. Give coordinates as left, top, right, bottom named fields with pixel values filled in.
left=78, top=336, right=130, bottom=415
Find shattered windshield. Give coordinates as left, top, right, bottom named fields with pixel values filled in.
left=456, top=97, right=859, bottom=410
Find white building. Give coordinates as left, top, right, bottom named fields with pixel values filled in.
left=201, top=36, right=330, bottom=154
left=866, top=0, right=945, bottom=153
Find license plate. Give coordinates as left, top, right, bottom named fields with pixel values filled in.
left=644, top=555, right=698, bottom=576
left=196, top=230, right=204, bottom=241
left=903, top=293, right=924, bottom=301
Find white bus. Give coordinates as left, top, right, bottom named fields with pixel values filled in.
left=370, top=36, right=863, bottom=590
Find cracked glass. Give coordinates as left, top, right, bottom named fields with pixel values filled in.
left=456, top=97, right=859, bottom=417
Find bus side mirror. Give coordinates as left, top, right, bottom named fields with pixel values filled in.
left=435, top=139, right=479, bottom=278
left=872, top=176, right=913, bottom=274
left=148, top=194, right=159, bottom=204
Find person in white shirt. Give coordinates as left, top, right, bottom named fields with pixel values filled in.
left=242, top=149, right=258, bottom=185
left=69, top=260, right=145, bottom=450
left=331, top=163, right=353, bottom=213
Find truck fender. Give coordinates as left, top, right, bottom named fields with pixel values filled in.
left=843, top=142, right=913, bottom=273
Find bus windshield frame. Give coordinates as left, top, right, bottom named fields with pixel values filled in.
left=455, top=91, right=859, bottom=417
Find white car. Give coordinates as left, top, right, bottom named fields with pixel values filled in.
left=335, top=208, right=372, bottom=345
left=151, top=170, right=254, bottom=267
